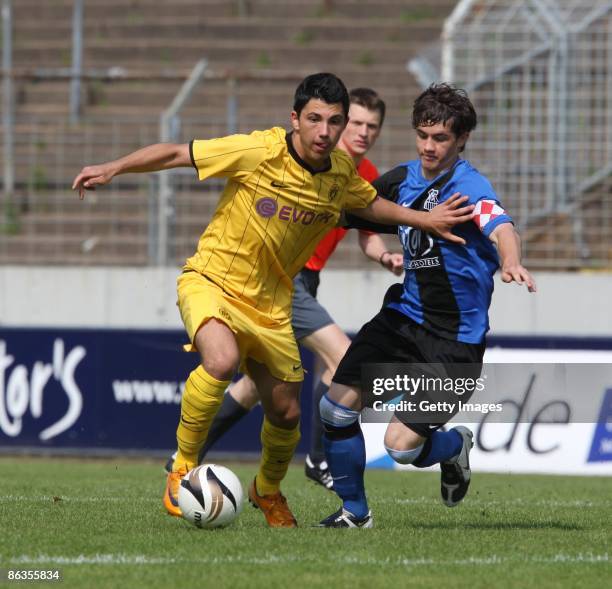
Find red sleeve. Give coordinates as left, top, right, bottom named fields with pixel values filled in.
left=304, top=227, right=349, bottom=271
left=355, top=158, right=378, bottom=236
left=357, top=158, right=379, bottom=183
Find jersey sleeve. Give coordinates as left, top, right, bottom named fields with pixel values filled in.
left=341, top=165, right=408, bottom=234
left=356, top=158, right=380, bottom=183
left=190, top=131, right=269, bottom=182
left=473, top=198, right=514, bottom=237
left=342, top=171, right=378, bottom=210
left=371, top=165, right=407, bottom=203
left=453, top=173, right=514, bottom=237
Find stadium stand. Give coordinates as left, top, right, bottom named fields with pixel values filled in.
left=1, top=0, right=457, bottom=266
left=1, top=0, right=609, bottom=269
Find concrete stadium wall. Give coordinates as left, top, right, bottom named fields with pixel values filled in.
left=1, top=266, right=611, bottom=336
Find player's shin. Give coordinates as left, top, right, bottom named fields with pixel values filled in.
left=257, top=418, right=301, bottom=496
left=323, top=421, right=368, bottom=519
left=412, top=429, right=463, bottom=467
left=309, top=380, right=329, bottom=463
left=197, top=389, right=249, bottom=464
left=320, top=394, right=368, bottom=519
left=174, top=365, right=230, bottom=471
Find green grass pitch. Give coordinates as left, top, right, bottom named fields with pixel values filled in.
left=0, top=457, right=609, bottom=588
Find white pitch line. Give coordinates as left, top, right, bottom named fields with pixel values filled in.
left=377, top=497, right=612, bottom=508
left=6, top=553, right=609, bottom=568
left=1, top=495, right=609, bottom=510
left=0, top=495, right=159, bottom=503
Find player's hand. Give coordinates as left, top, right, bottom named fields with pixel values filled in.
left=380, top=252, right=404, bottom=275
left=501, top=264, right=537, bottom=292
left=426, top=193, right=474, bottom=245
left=72, top=163, right=117, bottom=200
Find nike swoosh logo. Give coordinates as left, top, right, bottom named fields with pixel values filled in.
left=271, top=180, right=287, bottom=188
left=167, top=490, right=180, bottom=506
left=292, top=364, right=302, bottom=371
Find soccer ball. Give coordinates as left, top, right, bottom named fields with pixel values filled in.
left=178, top=464, right=244, bottom=529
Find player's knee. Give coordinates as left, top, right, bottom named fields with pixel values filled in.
left=230, top=377, right=259, bottom=409
left=384, top=443, right=425, bottom=465
left=201, top=354, right=239, bottom=381
left=384, top=426, right=424, bottom=464
left=266, top=397, right=300, bottom=429
left=319, top=394, right=359, bottom=429
left=321, top=340, right=350, bottom=375
left=330, top=341, right=351, bottom=370
left=319, top=368, right=333, bottom=387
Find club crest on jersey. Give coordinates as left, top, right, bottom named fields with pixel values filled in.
left=218, top=307, right=231, bottom=321
left=328, top=183, right=340, bottom=201
left=424, top=188, right=439, bottom=211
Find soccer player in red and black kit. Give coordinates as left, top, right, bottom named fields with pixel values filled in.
left=164, top=88, right=404, bottom=489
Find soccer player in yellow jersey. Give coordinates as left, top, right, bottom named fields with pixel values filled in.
left=72, top=73, right=474, bottom=528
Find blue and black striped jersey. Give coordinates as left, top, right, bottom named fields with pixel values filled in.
left=373, top=159, right=513, bottom=344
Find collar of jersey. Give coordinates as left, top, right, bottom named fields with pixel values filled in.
left=286, top=131, right=332, bottom=175
left=416, top=157, right=463, bottom=184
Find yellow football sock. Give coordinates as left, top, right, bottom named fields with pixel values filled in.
left=174, top=365, right=230, bottom=471
left=256, top=417, right=301, bottom=496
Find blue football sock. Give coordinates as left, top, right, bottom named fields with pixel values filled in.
left=323, top=423, right=369, bottom=519
left=412, top=428, right=463, bottom=468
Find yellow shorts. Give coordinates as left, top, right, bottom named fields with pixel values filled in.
left=177, top=271, right=303, bottom=383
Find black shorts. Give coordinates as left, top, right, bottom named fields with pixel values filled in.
left=333, top=307, right=485, bottom=437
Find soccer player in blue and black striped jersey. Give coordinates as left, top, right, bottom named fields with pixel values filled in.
left=318, top=83, right=536, bottom=528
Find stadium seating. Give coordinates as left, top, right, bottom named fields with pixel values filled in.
left=3, top=0, right=460, bottom=266
left=2, top=0, right=609, bottom=268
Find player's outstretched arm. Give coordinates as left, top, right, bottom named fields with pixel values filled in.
left=489, top=223, right=537, bottom=292
left=349, top=192, right=474, bottom=245
left=358, top=232, right=404, bottom=275
left=72, top=143, right=192, bottom=199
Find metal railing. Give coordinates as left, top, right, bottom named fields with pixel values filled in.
left=409, top=0, right=612, bottom=269
left=2, top=0, right=14, bottom=200
left=156, top=59, right=208, bottom=266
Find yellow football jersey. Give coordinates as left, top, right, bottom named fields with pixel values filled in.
left=185, top=127, right=376, bottom=321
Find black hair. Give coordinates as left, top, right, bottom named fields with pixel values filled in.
left=349, top=87, right=386, bottom=127
left=293, top=73, right=350, bottom=118
left=412, top=83, right=477, bottom=151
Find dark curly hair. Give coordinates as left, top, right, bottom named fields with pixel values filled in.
left=293, top=73, right=349, bottom=119
left=412, top=84, right=477, bottom=151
